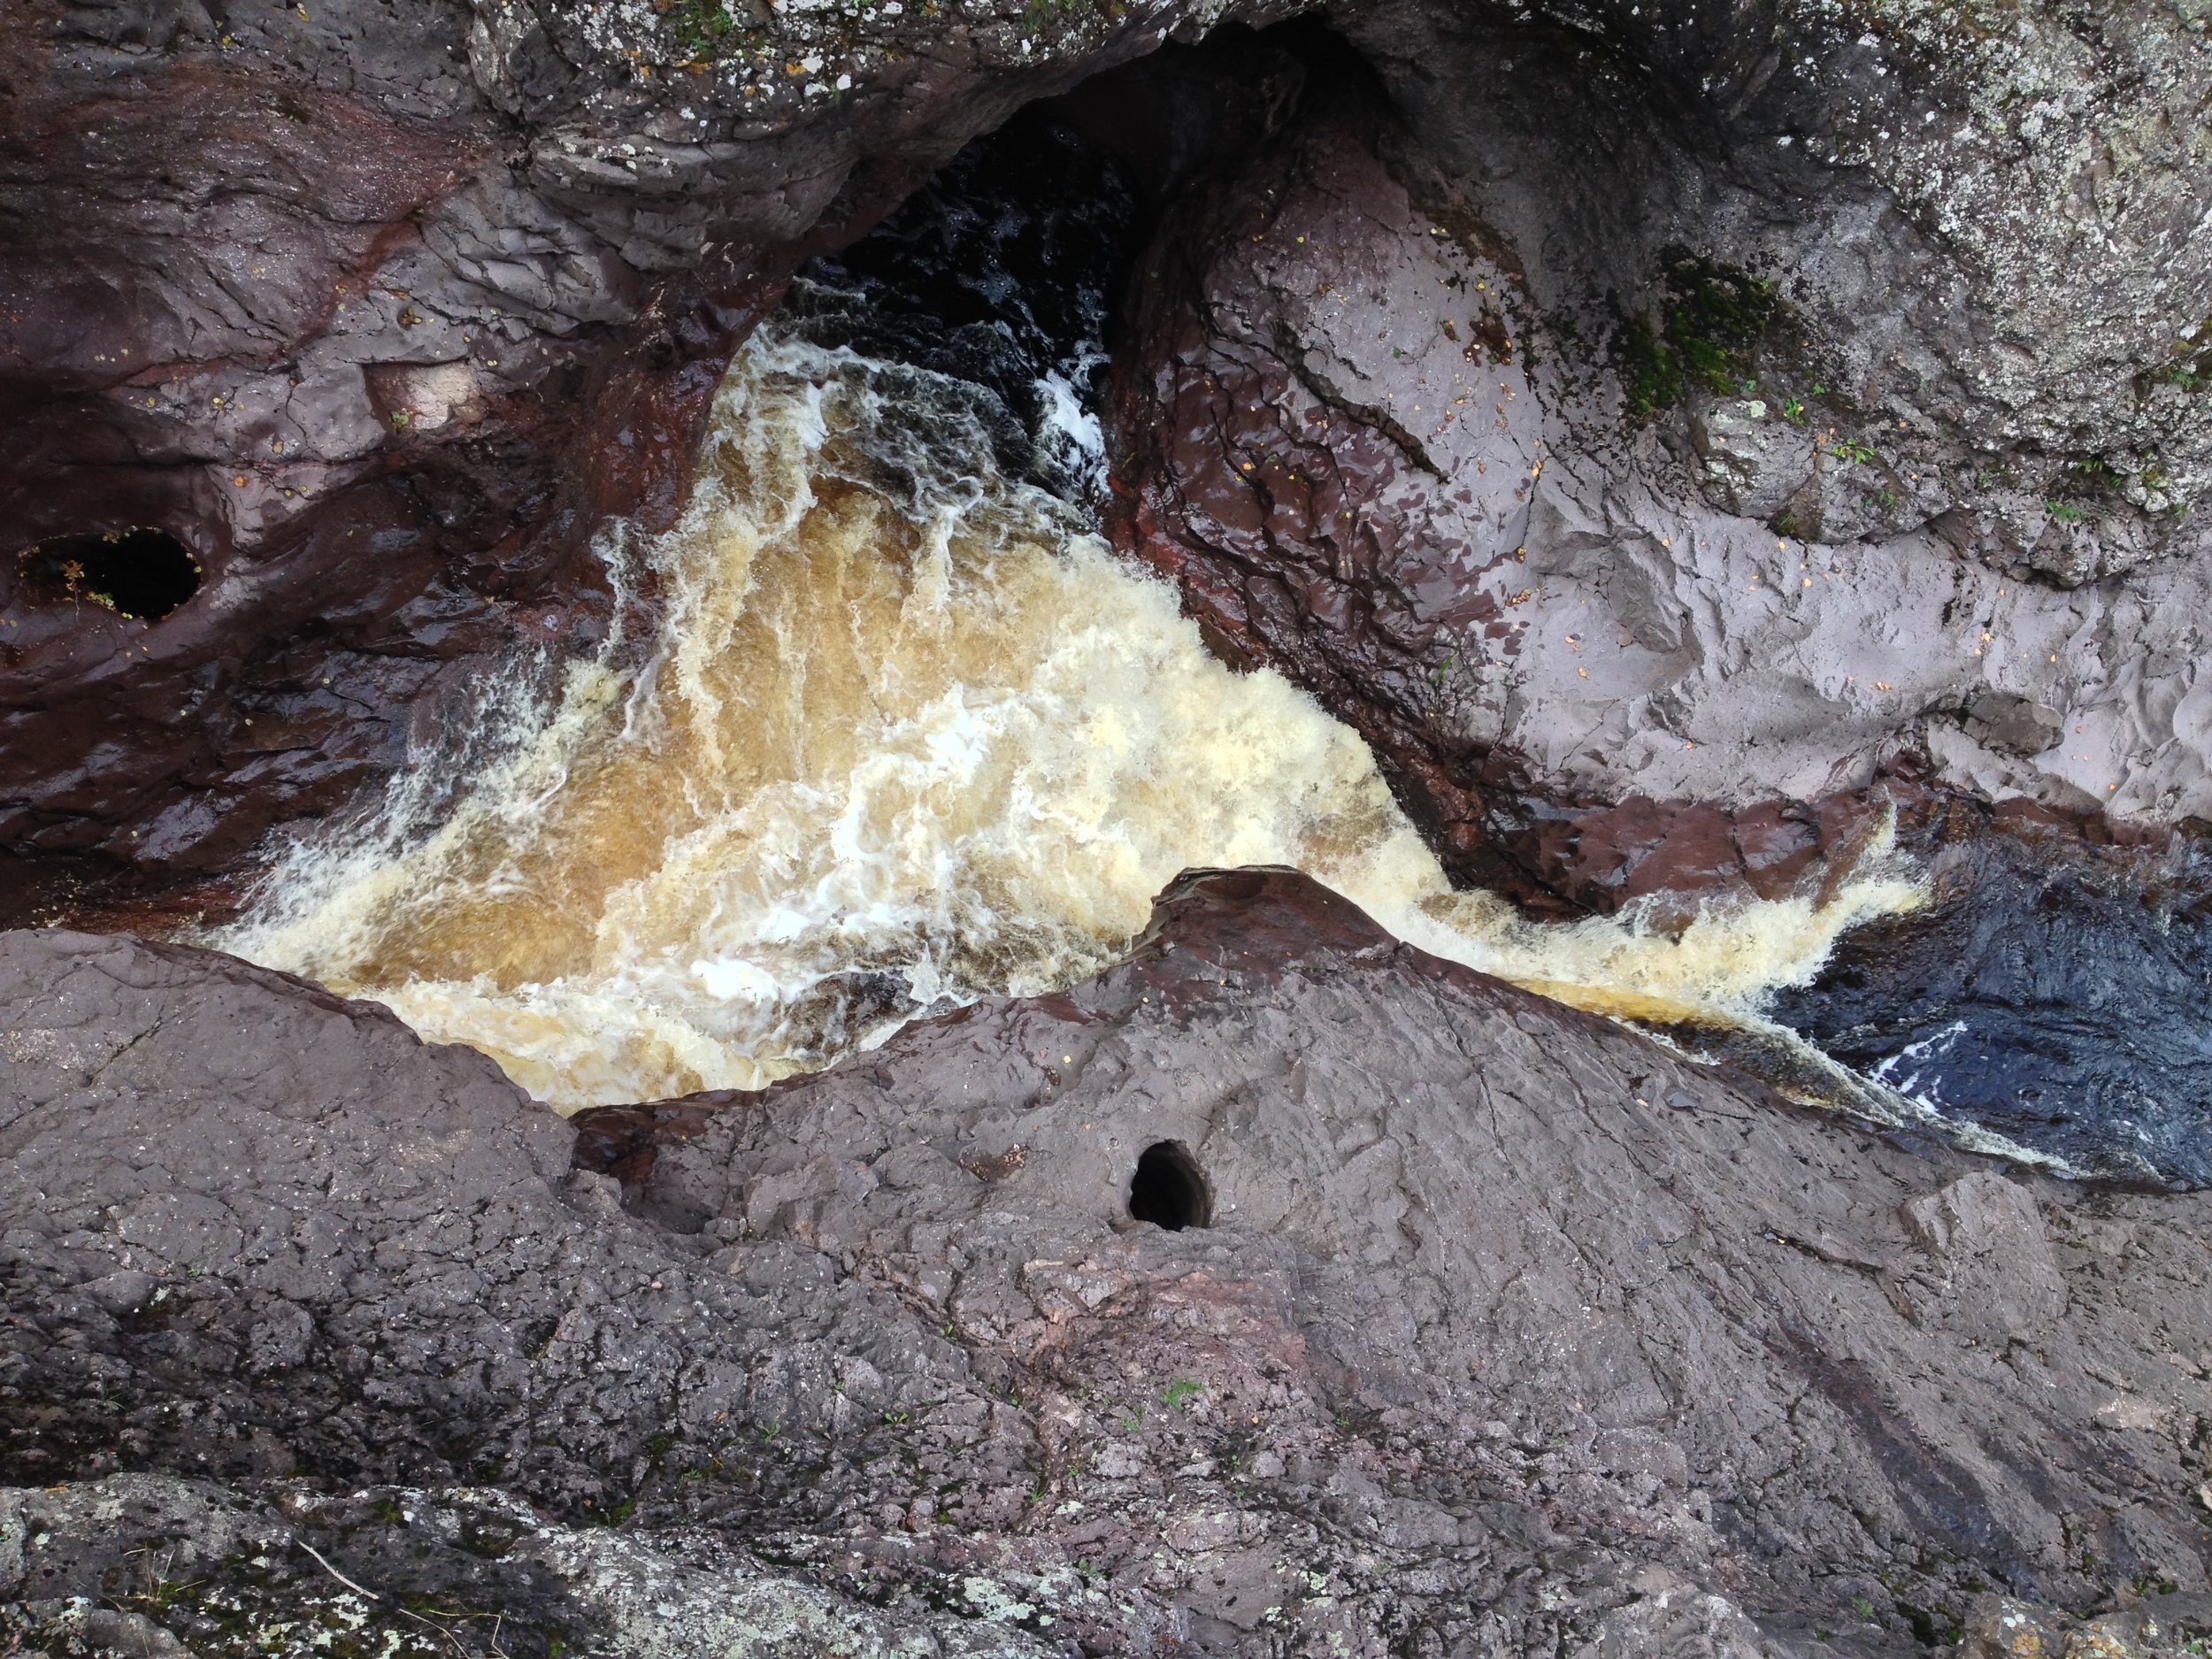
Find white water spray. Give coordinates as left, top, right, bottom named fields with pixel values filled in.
left=214, top=327, right=1925, bottom=1110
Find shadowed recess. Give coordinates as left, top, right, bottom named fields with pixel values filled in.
left=18, top=528, right=202, bottom=621
left=1130, top=1140, right=1211, bottom=1230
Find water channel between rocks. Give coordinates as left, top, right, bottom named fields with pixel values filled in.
left=193, top=97, right=2212, bottom=1190
left=210, top=318, right=1925, bottom=1120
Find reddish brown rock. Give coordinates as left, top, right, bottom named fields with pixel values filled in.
left=1099, top=84, right=1886, bottom=913
left=15, top=868, right=2212, bottom=1648
left=0, top=0, right=1275, bottom=923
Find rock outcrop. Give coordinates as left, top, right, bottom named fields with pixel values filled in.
left=7, top=0, right=2211, bottom=921
left=8, top=869, right=2212, bottom=1652
left=1104, top=35, right=2212, bottom=909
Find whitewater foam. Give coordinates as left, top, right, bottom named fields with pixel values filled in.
left=213, top=326, right=1924, bottom=1110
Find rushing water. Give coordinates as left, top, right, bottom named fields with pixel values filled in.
left=181, top=87, right=2209, bottom=1185
left=210, top=317, right=1924, bottom=1111
left=1772, top=820, right=2212, bottom=1185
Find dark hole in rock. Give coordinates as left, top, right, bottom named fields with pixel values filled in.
left=19, top=527, right=202, bottom=621
left=791, top=104, right=1138, bottom=503
left=1130, top=1140, right=1211, bottom=1230
left=788, top=21, right=1336, bottom=508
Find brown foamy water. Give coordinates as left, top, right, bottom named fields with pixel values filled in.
left=212, top=328, right=1924, bottom=1110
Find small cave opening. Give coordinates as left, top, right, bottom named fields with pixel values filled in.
left=787, top=19, right=1353, bottom=507
left=1129, top=1140, right=1212, bottom=1231
left=19, top=527, right=202, bottom=621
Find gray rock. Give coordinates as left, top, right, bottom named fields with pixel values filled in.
left=0, top=1476, right=1054, bottom=1657
left=1693, top=401, right=1818, bottom=526
left=1571, top=1568, right=1776, bottom=1659
left=1900, top=1170, right=2070, bottom=1343
left=7, top=869, right=2212, bottom=1651
left=1109, top=74, right=2212, bottom=896
left=78, top=1271, right=157, bottom=1316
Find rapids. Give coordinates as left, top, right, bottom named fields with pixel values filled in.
left=211, top=323, right=1926, bottom=1112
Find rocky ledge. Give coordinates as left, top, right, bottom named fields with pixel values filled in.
left=6, top=867, right=2212, bottom=1655
left=1102, top=34, right=2212, bottom=910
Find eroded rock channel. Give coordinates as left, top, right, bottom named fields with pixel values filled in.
left=6, top=0, right=2212, bottom=1652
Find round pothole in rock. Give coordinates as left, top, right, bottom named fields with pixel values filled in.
left=19, top=528, right=203, bottom=621
left=1129, top=1140, right=1211, bottom=1230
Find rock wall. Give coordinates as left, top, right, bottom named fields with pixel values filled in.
left=6, top=0, right=2210, bottom=922
left=7, top=871, right=2212, bottom=1651
left=1337, top=0, right=2212, bottom=579
left=1103, top=22, right=2212, bottom=908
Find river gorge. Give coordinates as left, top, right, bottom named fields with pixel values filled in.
left=5, top=5, right=2212, bottom=1655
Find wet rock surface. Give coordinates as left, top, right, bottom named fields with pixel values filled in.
left=9, top=869, right=2212, bottom=1654
left=7, top=0, right=2212, bottom=923
left=1772, top=804, right=2212, bottom=1187
left=1103, top=36, right=2212, bottom=912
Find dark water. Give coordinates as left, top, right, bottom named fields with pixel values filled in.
left=786, top=25, right=1319, bottom=501
left=1773, top=818, right=2212, bottom=1187
left=792, top=111, right=1136, bottom=503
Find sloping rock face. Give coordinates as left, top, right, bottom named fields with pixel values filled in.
left=7, top=869, right=2212, bottom=1653
left=1103, top=19, right=2212, bottom=909
left=1332, top=0, right=2212, bottom=577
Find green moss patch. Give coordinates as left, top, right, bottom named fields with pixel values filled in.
left=1617, top=253, right=1783, bottom=418
left=654, top=0, right=755, bottom=62
left=2144, top=316, right=2212, bottom=395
